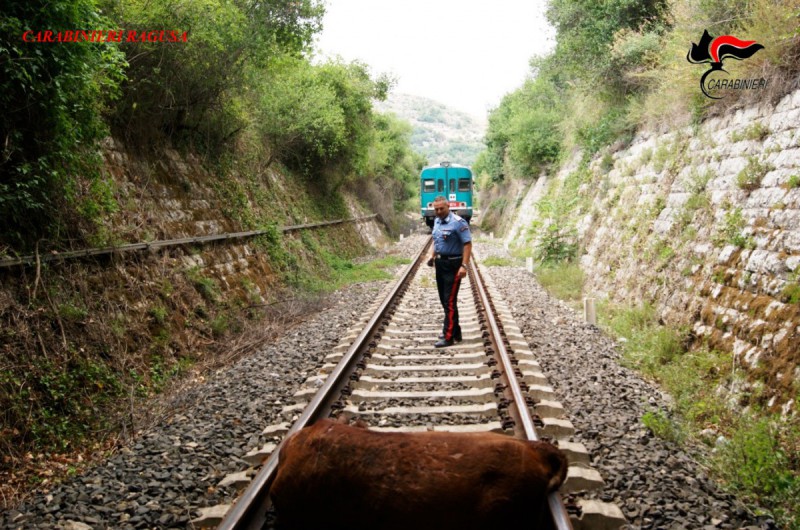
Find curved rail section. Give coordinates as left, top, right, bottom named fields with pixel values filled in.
left=203, top=240, right=626, bottom=530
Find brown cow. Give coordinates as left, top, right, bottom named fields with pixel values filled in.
left=270, top=418, right=568, bottom=530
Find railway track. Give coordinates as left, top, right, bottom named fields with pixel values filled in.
left=196, top=239, right=626, bottom=530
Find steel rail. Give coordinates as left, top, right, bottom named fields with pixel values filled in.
left=468, top=256, right=573, bottom=530
left=0, top=215, right=378, bottom=268
left=217, top=238, right=431, bottom=530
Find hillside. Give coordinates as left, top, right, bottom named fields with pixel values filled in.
left=376, top=93, right=486, bottom=167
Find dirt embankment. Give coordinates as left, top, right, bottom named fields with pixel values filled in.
left=0, top=137, right=384, bottom=505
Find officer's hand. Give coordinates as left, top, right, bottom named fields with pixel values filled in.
left=426, top=257, right=434, bottom=267
left=457, top=266, right=467, bottom=279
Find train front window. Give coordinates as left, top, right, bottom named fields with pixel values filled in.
left=437, top=179, right=444, bottom=192
left=449, top=180, right=455, bottom=192
left=423, top=180, right=435, bottom=192
left=458, top=179, right=471, bottom=192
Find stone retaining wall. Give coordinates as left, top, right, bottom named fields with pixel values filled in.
left=506, top=88, right=800, bottom=412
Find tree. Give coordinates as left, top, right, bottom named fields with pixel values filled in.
left=0, top=0, right=125, bottom=248
left=105, top=0, right=325, bottom=148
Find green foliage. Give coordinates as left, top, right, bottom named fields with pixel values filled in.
left=530, top=176, right=585, bottom=264
left=730, top=122, right=771, bottom=143
left=322, top=254, right=410, bottom=290
left=598, top=297, right=800, bottom=529
left=210, top=314, right=229, bottom=337
left=0, top=0, right=126, bottom=248
left=787, top=175, right=800, bottom=189
left=546, top=0, right=669, bottom=91
left=186, top=266, right=220, bottom=303
left=576, top=106, right=632, bottom=155
left=107, top=0, right=324, bottom=149
left=1, top=357, right=123, bottom=450
left=717, top=208, right=754, bottom=248
left=600, top=302, right=686, bottom=373
left=253, top=57, right=347, bottom=173
left=736, top=156, right=774, bottom=191
left=534, top=262, right=585, bottom=302
left=642, top=410, right=684, bottom=443
left=712, top=418, right=800, bottom=526
left=535, top=221, right=579, bottom=263
left=59, top=303, right=89, bottom=322
left=149, top=304, right=168, bottom=324
left=354, top=111, right=425, bottom=231
left=252, top=57, right=391, bottom=182
left=482, top=69, right=563, bottom=179
left=782, top=282, right=800, bottom=304
left=482, top=256, right=514, bottom=267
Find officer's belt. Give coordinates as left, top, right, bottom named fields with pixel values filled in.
left=434, top=254, right=462, bottom=260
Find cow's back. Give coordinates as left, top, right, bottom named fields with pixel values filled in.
left=270, top=419, right=567, bottom=530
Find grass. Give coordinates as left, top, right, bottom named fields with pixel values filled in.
left=482, top=256, right=514, bottom=267
left=730, top=122, right=771, bottom=143
left=599, top=302, right=685, bottom=373
left=594, top=300, right=800, bottom=528
left=326, top=255, right=411, bottom=289
left=736, top=156, right=774, bottom=191
left=534, top=262, right=584, bottom=303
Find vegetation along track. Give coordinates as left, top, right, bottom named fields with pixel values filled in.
left=198, top=239, right=625, bottom=530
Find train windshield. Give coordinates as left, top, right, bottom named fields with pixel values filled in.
left=458, top=179, right=471, bottom=191
left=449, top=180, right=455, bottom=193
left=423, top=180, right=435, bottom=192
left=437, top=180, right=444, bottom=192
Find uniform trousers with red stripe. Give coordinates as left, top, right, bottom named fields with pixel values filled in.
left=434, top=257, right=463, bottom=341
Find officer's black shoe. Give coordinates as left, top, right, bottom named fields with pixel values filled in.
left=434, top=338, right=454, bottom=348
left=438, top=334, right=462, bottom=342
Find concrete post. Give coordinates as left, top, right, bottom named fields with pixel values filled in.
left=584, top=298, right=597, bottom=326
left=400, top=233, right=404, bottom=241
left=490, top=232, right=494, bottom=239
left=526, top=257, right=533, bottom=273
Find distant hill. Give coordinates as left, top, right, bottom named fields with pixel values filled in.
left=375, top=93, right=486, bottom=167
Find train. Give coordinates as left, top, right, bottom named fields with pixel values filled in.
left=419, top=162, right=474, bottom=228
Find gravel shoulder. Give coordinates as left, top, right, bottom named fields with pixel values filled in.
left=473, top=238, right=767, bottom=530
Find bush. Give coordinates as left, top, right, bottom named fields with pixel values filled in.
left=736, top=156, right=774, bottom=191
left=712, top=417, right=800, bottom=526
left=482, top=69, right=563, bottom=179
left=642, top=410, right=684, bottom=443
left=253, top=58, right=391, bottom=183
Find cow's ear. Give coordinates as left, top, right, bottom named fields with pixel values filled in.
left=545, top=449, right=568, bottom=491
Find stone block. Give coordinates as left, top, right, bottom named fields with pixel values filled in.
left=745, top=249, right=786, bottom=275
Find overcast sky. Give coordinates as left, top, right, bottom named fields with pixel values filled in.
left=314, top=0, right=555, bottom=122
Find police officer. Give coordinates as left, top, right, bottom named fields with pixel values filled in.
left=426, top=195, right=472, bottom=347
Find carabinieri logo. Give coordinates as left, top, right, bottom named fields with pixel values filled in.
left=687, top=30, right=765, bottom=99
